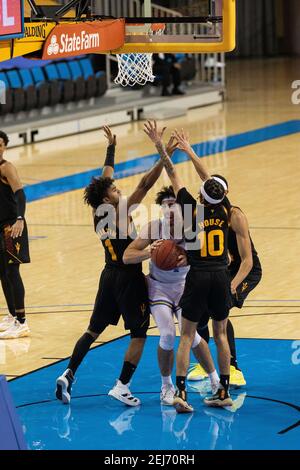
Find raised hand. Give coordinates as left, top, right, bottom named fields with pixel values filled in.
left=165, top=136, right=178, bottom=157
left=172, top=128, right=192, bottom=153
left=103, top=125, right=116, bottom=146
left=143, top=120, right=166, bottom=145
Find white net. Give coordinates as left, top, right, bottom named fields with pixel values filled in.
left=115, top=53, right=155, bottom=87
left=114, top=24, right=165, bottom=87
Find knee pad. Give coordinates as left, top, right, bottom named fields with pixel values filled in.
left=159, top=333, right=175, bottom=351
left=192, top=332, right=201, bottom=349
left=130, top=325, right=148, bottom=339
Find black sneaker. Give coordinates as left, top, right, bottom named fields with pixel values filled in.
left=56, top=369, right=74, bottom=404
left=203, top=387, right=233, bottom=408
left=173, top=389, right=194, bottom=414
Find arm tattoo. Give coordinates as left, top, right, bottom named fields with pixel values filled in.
left=155, top=141, right=175, bottom=177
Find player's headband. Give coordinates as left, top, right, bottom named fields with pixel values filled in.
left=212, top=176, right=228, bottom=191
left=161, top=197, right=176, bottom=205
left=200, top=182, right=225, bottom=205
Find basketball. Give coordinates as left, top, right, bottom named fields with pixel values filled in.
left=151, top=240, right=185, bottom=270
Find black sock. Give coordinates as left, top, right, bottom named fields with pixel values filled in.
left=176, top=376, right=186, bottom=391
left=227, top=320, right=239, bottom=369
left=220, top=374, right=230, bottom=393
left=67, top=332, right=95, bottom=375
left=16, top=311, right=26, bottom=324
left=119, top=361, right=137, bottom=385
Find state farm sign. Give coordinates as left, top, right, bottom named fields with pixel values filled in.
left=0, top=0, right=23, bottom=39
left=42, top=19, right=125, bottom=59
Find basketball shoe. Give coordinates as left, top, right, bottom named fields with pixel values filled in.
left=108, top=380, right=141, bottom=407
left=0, top=319, right=30, bottom=339
left=160, top=384, right=175, bottom=406
left=204, top=387, right=233, bottom=408
left=230, top=365, right=246, bottom=387
left=0, top=314, right=15, bottom=332
left=56, top=369, right=74, bottom=404
left=173, top=389, right=194, bottom=414
left=187, top=363, right=208, bottom=381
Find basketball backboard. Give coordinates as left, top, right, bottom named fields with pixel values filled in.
left=91, top=0, right=236, bottom=54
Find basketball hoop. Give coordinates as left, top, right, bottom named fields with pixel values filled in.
left=114, top=23, right=165, bottom=87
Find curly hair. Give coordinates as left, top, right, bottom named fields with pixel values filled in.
left=155, top=186, right=176, bottom=205
left=83, top=177, right=114, bottom=209
left=0, top=131, right=9, bottom=146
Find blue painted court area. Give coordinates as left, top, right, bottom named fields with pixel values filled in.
left=9, top=336, right=300, bottom=450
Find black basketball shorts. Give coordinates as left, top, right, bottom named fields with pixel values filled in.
left=179, top=267, right=231, bottom=324
left=89, top=267, right=150, bottom=334
left=229, top=268, right=262, bottom=309
left=0, top=220, right=30, bottom=265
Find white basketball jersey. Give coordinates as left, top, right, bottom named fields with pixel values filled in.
left=149, top=218, right=190, bottom=283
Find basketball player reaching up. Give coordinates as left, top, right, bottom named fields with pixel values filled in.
left=0, top=131, right=30, bottom=339
left=56, top=126, right=173, bottom=407
left=173, top=129, right=262, bottom=387
left=144, top=121, right=233, bottom=412
left=123, top=184, right=220, bottom=406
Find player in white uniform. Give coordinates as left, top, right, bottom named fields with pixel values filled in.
left=123, top=186, right=220, bottom=405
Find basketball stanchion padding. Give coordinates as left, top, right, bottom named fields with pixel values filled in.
left=0, top=375, right=27, bottom=450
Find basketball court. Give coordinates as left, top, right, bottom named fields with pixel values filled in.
left=0, top=0, right=299, bottom=452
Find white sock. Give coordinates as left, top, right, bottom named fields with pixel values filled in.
left=161, top=375, right=173, bottom=387
left=209, top=370, right=219, bottom=384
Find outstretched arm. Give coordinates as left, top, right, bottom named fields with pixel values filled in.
left=173, top=128, right=210, bottom=181
left=102, top=126, right=116, bottom=178
left=143, top=121, right=184, bottom=196
left=126, top=133, right=178, bottom=208
left=230, top=209, right=253, bottom=294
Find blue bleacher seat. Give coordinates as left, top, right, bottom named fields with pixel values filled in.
left=45, top=63, right=74, bottom=103
left=4, top=70, right=25, bottom=113
left=68, top=60, right=96, bottom=99
left=19, top=68, right=49, bottom=109
left=0, top=71, right=13, bottom=115
left=57, top=61, right=85, bottom=101
left=31, top=65, right=60, bottom=107
left=79, top=58, right=107, bottom=97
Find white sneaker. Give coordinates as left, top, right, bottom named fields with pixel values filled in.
left=108, top=380, right=141, bottom=407
left=0, top=319, right=30, bottom=339
left=160, top=384, right=175, bottom=406
left=56, top=369, right=74, bottom=405
left=0, top=314, right=15, bottom=332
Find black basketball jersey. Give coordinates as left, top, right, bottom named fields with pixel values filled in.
left=94, top=209, right=141, bottom=271
left=0, top=160, right=17, bottom=226
left=227, top=203, right=261, bottom=275
left=176, top=188, right=229, bottom=271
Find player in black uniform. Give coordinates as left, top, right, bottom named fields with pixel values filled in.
left=173, top=129, right=262, bottom=387
left=144, top=121, right=233, bottom=412
left=55, top=126, right=168, bottom=407
left=0, top=131, right=30, bottom=339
